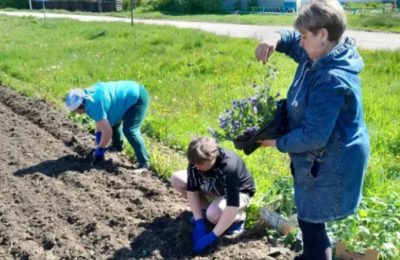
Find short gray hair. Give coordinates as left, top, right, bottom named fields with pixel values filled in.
left=187, top=137, right=219, bottom=165
left=294, top=0, right=346, bottom=42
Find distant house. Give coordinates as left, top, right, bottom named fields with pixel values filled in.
left=32, top=0, right=123, bottom=12
left=223, top=0, right=397, bottom=12
left=223, top=0, right=313, bottom=12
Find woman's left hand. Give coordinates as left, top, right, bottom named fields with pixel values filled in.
left=257, top=139, right=276, bottom=147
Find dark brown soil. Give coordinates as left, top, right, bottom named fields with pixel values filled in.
left=0, top=86, right=294, bottom=260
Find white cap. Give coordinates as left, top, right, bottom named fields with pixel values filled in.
left=65, top=88, right=93, bottom=112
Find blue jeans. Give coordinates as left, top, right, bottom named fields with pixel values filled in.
left=112, top=85, right=150, bottom=166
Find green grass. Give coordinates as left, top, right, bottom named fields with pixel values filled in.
left=3, top=7, right=400, bottom=33
left=123, top=8, right=297, bottom=25
left=0, top=15, right=399, bottom=258
left=115, top=9, right=400, bottom=33
left=126, top=6, right=400, bottom=33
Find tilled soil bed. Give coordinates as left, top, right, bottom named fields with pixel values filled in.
left=0, top=86, right=294, bottom=259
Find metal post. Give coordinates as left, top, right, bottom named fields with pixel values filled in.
left=28, top=0, right=32, bottom=10
left=42, top=0, right=46, bottom=20
left=97, top=0, right=103, bottom=12
left=130, top=0, right=134, bottom=26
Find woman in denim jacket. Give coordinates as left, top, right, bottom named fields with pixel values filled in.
left=255, top=1, right=370, bottom=259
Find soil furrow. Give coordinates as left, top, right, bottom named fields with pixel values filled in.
left=0, top=86, right=293, bottom=259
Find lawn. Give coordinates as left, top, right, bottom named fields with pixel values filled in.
left=0, top=15, right=399, bottom=258
left=125, top=7, right=400, bottom=33
left=3, top=7, right=400, bottom=33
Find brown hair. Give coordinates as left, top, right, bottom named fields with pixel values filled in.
left=294, top=0, right=346, bottom=42
left=187, top=137, right=219, bottom=165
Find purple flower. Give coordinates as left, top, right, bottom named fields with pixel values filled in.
left=214, top=66, right=280, bottom=141
left=208, top=127, right=221, bottom=140
left=250, top=96, right=257, bottom=105
left=232, top=100, right=241, bottom=110
left=219, top=116, right=227, bottom=129
left=253, top=106, right=258, bottom=114
left=244, top=126, right=258, bottom=135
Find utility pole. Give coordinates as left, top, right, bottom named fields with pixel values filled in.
left=42, top=0, right=46, bottom=20
left=130, top=0, right=134, bottom=27
left=97, top=0, right=103, bottom=12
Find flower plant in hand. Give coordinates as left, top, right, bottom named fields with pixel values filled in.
left=209, top=66, right=282, bottom=142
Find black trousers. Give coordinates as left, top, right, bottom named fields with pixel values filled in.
left=298, top=218, right=331, bottom=260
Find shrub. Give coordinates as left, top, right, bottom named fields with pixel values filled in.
left=0, top=0, right=29, bottom=9
left=123, top=0, right=142, bottom=11
left=233, top=0, right=243, bottom=11
left=144, top=0, right=224, bottom=14
left=247, top=0, right=258, bottom=11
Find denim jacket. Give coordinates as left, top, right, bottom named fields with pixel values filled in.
left=275, top=30, right=370, bottom=223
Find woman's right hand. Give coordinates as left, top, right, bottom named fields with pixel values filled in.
left=255, top=42, right=275, bottom=64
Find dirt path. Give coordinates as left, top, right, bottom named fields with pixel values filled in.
left=1, top=11, right=400, bottom=50
left=0, top=86, right=294, bottom=259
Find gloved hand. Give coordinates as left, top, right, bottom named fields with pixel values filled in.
left=95, top=131, right=102, bottom=145
left=193, top=231, right=218, bottom=254
left=91, top=147, right=107, bottom=165
left=192, top=218, right=208, bottom=243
